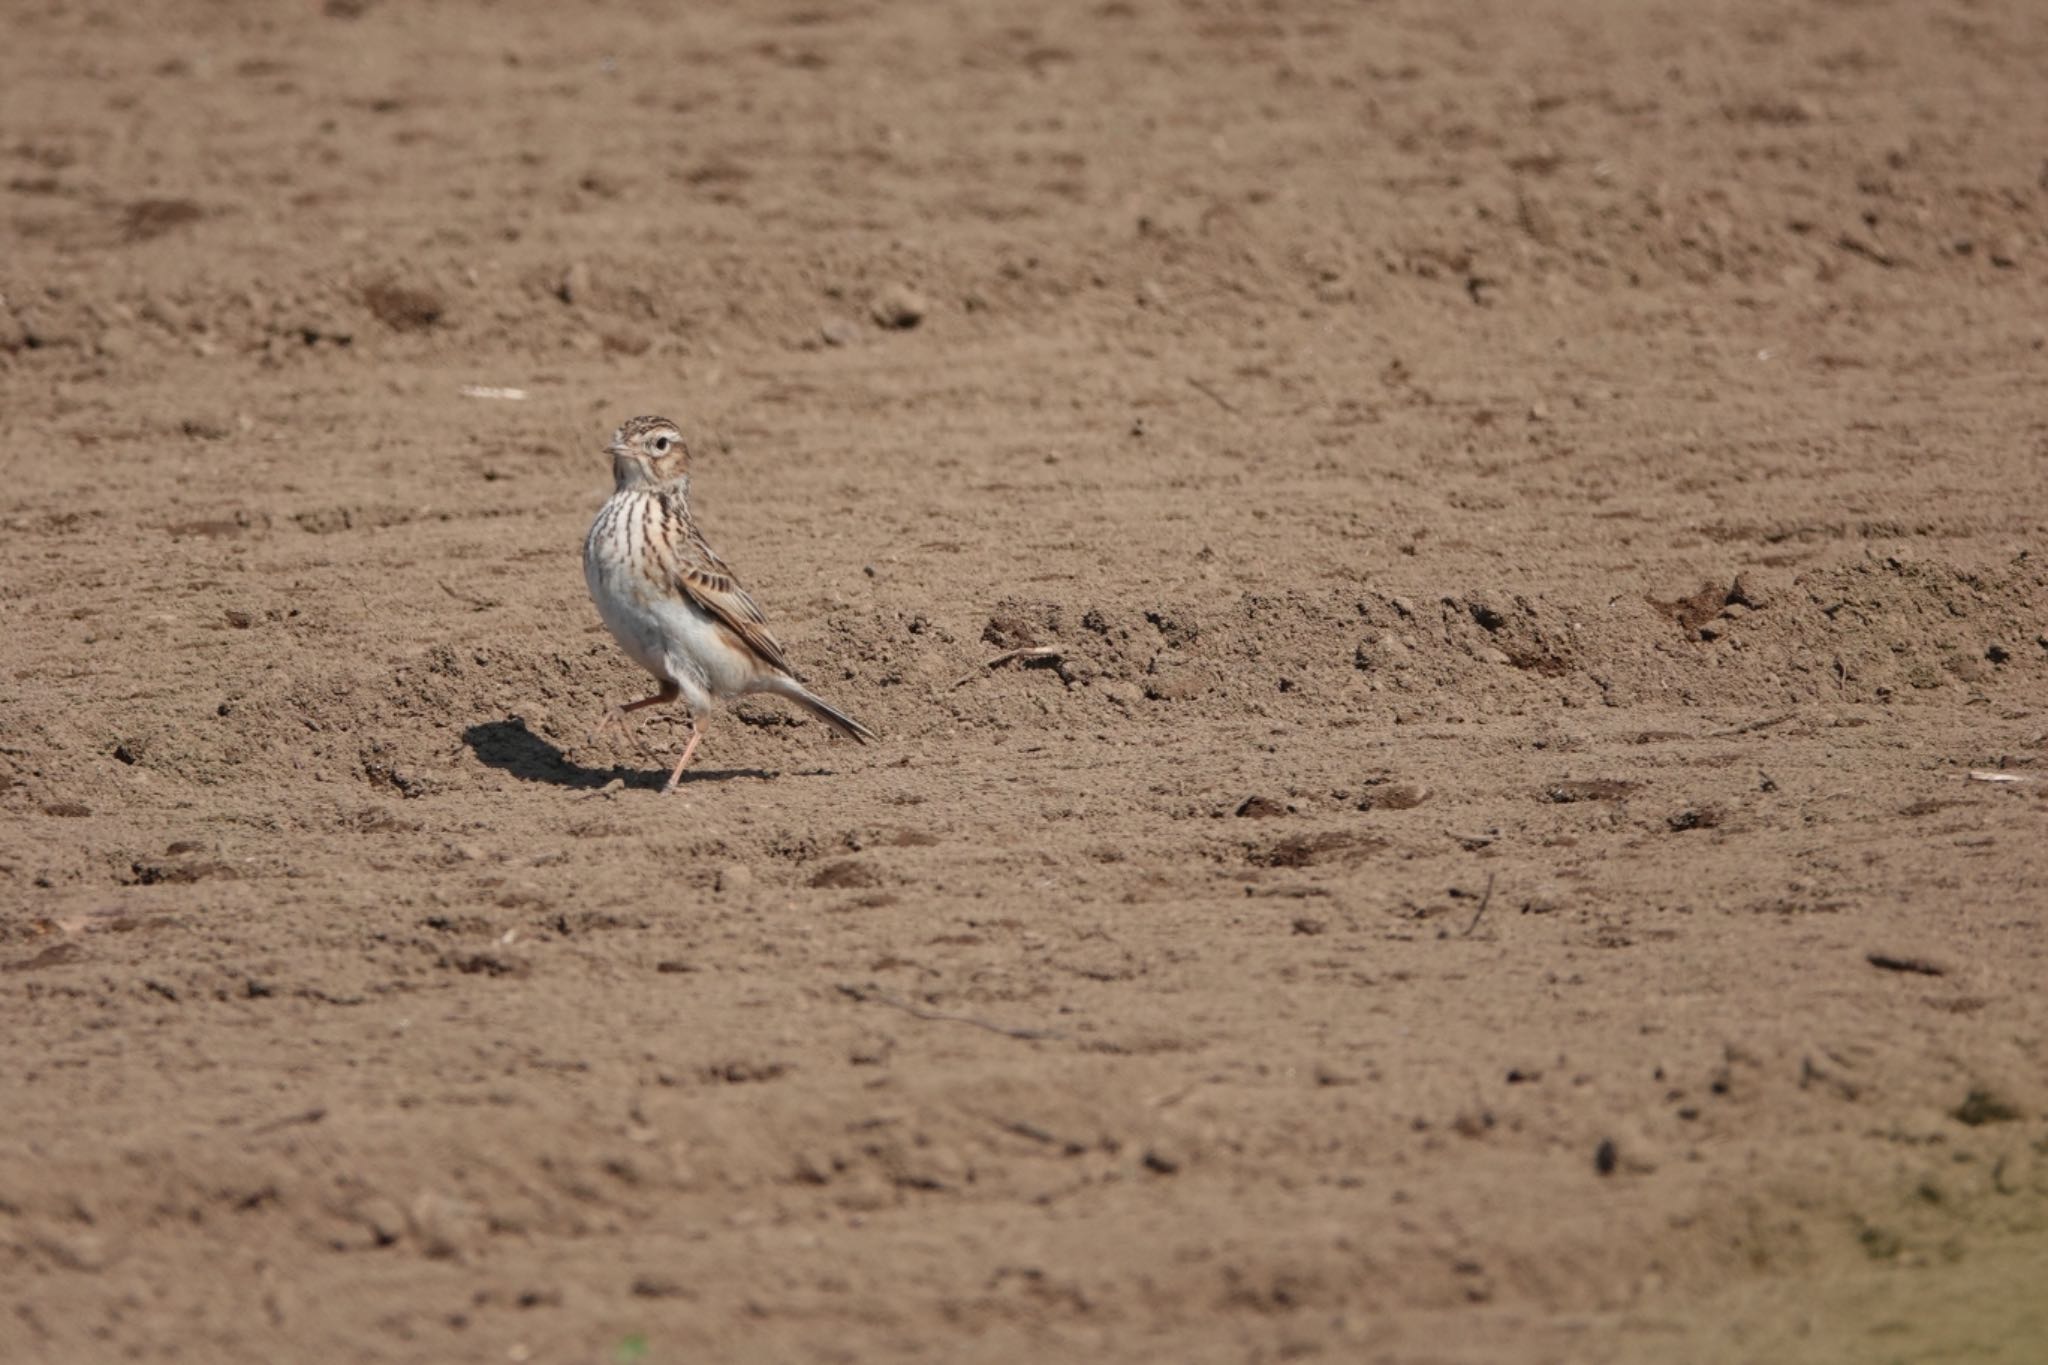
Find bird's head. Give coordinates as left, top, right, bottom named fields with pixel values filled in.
left=607, top=415, right=690, bottom=490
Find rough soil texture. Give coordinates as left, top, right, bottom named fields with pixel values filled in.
left=4, top=1, right=2048, bottom=1361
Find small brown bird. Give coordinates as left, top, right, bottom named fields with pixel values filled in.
left=582, top=415, right=875, bottom=792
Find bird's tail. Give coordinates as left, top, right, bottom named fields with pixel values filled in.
left=762, top=677, right=877, bottom=744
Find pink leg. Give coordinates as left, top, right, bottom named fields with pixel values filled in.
left=592, top=682, right=679, bottom=755
left=661, top=716, right=707, bottom=795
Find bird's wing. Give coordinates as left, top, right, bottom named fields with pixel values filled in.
left=671, top=530, right=798, bottom=678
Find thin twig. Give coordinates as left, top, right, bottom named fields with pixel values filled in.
left=249, top=1105, right=328, bottom=1136
left=836, top=982, right=1065, bottom=1041
left=1968, top=770, right=2040, bottom=785
left=1148, top=1075, right=1220, bottom=1110
left=985, top=645, right=1061, bottom=669
left=953, top=645, right=1062, bottom=689
left=1187, top=377, right=1241, bottom=414
left=1710, top=712, right=1796, bottom=738
left=1461, top=872, right=1497, bottom=937
left=989, top=1117, right=1062, bottom=1145
left=439, top=580, right=500, bottom=610
left=1866, top=952, right=1945, bottom=976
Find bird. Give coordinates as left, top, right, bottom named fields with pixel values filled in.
left=582, top=414, right=875, bottom=793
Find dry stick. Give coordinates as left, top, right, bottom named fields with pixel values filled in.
left=1148, top=1075, right=1221, bottom=1110
left=1866, top=952, right=1945, bottom=977
left=1710, top=712, right=1797, bottom=739
left=1461, top=872, right=1497, bottom=937
left=1187, top=377, right=1241, bottom=414
left=952, top=645, right=1062, bottom=689
left=990, top=1117, right=1063, bottom=1146
left=249, top=1105, right=328, bottom=1136
left=836, top=982, right=1065, bottom=1042
left=439, top=580, right=500, bottom=610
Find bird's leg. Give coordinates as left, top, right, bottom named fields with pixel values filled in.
left=661, top=715, right=707, bottom=795
left=591, top=681, right=679, bottom=756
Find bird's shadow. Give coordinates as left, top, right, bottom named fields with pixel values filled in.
left=463, top=717, right=776, bottom=790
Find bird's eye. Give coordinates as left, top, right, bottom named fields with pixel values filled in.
left=652, top=436, right=672, bottom=453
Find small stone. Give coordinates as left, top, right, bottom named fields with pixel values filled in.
left=631, top=1275, right=689, bottom=1299
left=558, top=262, right=590, bottom=304
left=361, top=279, right=445, bottom=332
left=1986, top=643, right=2011, bottom=664
left=820, top=317, right=860, bottom=347
left=601, top=328, right=652, bottom=356
left=1951, top=1088, right=2020, bottom=1126
left=1234, top=795, right=1287, bottom=819
left=1358, top=782, right=1429, bottom=811
left=716, top=864, right=753, bottom=895
left=358, top=1196, right=406, bottom=1247
left=870, top=285, right=926, bottom=330
left=1594, top=1138, right=1618, bottom=1175
left=29, top=1227, right=107, bottom=1271
left=1527, top=400, right=1551, bottom=422
left=408, top=1192, right=484, bottom=1260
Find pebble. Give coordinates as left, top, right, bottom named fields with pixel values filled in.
left=1358, top=782, right=1430, bottom=811
left=716, top=864, right=754, bottom=895
left=408, top=1191, right=484, bottom=1260
left=1141, top=1142, right=1184, bottom=1175
left=869, top=285, right=926, bottom=330
left=558, top=261, right=591, bottom=304
left=358, top=1196, right=406, bottom=1247
left=820, top=317, right=860, bottom=347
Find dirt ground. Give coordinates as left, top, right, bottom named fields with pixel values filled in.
left=4, top=0, right=2047, bottom=1360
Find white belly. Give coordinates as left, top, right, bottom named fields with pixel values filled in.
left=584, top=506, right=756, bottom=713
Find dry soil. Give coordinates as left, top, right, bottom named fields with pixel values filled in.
left=3, top=1, right=2048, bottom=1361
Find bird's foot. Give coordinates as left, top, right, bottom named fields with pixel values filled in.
left=590, top=705, right=660, bottom=760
